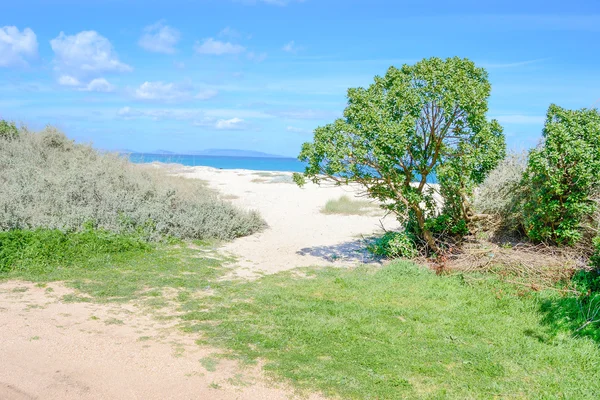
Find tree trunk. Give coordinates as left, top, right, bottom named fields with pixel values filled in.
left=412, top=206, right=441, bottom=255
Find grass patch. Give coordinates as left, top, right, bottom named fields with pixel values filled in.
left=199, top=356, right=220, bottom=372
left=0, top=228, right=230, bottom=303
left=321, top=195, right=380, bottom=216
left=182, top=262, right=600, bottom=399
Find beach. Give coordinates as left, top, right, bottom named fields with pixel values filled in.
left=173, top=165, right=401, bottom=276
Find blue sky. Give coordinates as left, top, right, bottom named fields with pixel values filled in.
left=1, top=0, right=599, bottom=157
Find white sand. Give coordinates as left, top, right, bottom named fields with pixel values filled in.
left=180, top=166, right=401, bottom=277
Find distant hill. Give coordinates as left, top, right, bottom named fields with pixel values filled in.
left=189, top=149, right=285, bottom=158
left=152, top=149, right=177, bottom=155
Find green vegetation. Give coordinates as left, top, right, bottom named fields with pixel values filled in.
left=0, top=119, right=19, bottom=140
left=296, top=57, right=505, bottom=254
left=0, top=228, right=148, bottom=274
left=367, top=231, right=418, bottom=258
left=182, top=262, right=600, bottom=399
left=0, top=230, right=228, bottom=303
left=321, top=195, right=379, bottom=216
left=521, top=105, right=600, bottom=246
left=0, top=124, right=265, bottom=240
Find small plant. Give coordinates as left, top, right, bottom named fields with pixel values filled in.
left=321, top=195, right=379, bottom=216
left=0, top=119, right=19, bottom=141
left=424, top=214, right=469, bottom=237
left=367, top=231, right=418, bottom=259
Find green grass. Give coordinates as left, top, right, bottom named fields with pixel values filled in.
left=0, top=228, right=230, bottom=303
left=3, top=228, right=600, bottom=399
left=321, top=195, right=380, bottom=216
left=182, top=262, right=600, bottom=399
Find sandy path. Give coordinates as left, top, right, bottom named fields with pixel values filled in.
left=182, top=167, right=400, bottom=277
left=0, top=282, right=321, bottom=400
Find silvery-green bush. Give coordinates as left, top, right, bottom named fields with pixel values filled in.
left=0, top=125, right=265, bottom=240
left=474, top=151, right=527, bottom=232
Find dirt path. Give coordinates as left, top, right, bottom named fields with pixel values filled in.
left=0, top=281, right=321, bottom=400
left=182, top=167, right=399, bottom=277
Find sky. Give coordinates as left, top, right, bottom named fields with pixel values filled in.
left=1, top=0, right=599, bottom=157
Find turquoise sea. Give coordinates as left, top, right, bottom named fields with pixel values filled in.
left=127, top=153, right=306, bottom=172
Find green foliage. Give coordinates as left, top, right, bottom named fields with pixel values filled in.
left=0, top=228, right=149, bottom=274
left=424, top=214, right=469, bottom=237
left=367, top=231, right=418, bottom=258
left=0, top=126, right=266, bottom=240
left=0, top=119, right=19, bottom=141
left=591, top=237, right=600, bottom=270
left=297, top=57, right=505, bottom=253
left=521, top=105, right=600, bottom=245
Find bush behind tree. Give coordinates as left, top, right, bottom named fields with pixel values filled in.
left=521, top=105, right=600, bottom=246
left=474, top=151, right=528, bottom=233
left=0, top=125, right=266, bottom=241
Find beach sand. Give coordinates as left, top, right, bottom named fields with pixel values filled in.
left=178, top=166, right=400, bottom=277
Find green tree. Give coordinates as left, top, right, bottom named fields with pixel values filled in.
left=0, top=120, right=19, bottom=141
left=296, top=57, right=505, bottom=254
left=522, top=104, right=600, bottom=245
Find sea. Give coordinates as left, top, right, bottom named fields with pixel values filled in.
left=127, top=153, right=306, bottom=172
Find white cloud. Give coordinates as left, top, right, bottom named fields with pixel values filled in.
left=117, top=107, right=270, bottom=122
left=58, top=75, right=81, bottom=86
left=58, top=75, right=114, bottom=92
left=139, top=22, right=180, bottom=54
left=83, top=78, right=114, bottom=92
left=50, top=31, right=132, bottom=76
left=0, top=26, right=38, bottom=67
left=492, top=115, right=545, bottom=124
left=134, top=81, right=218, bottom=102
left=215, top=117, right=246, bottom=130
left=194, top=38, right=245, bottom=55
left=135, top=81, right=188, bottom=101
left=282, top=40, right=297, bottom=53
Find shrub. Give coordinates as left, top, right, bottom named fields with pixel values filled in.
left=0, top=119, right=19, bottom=140
left=474, top=151, right=527, bottom=232
left=424, top=214, right=469, bottom=237
left=367, top=231, right=418, bottom=259
left=0, top=125, right=266, bottom=240
left=521, top=105, right=600, bottom=245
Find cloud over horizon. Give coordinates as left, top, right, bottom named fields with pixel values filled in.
left=0, top=26, right=38, bottom=67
